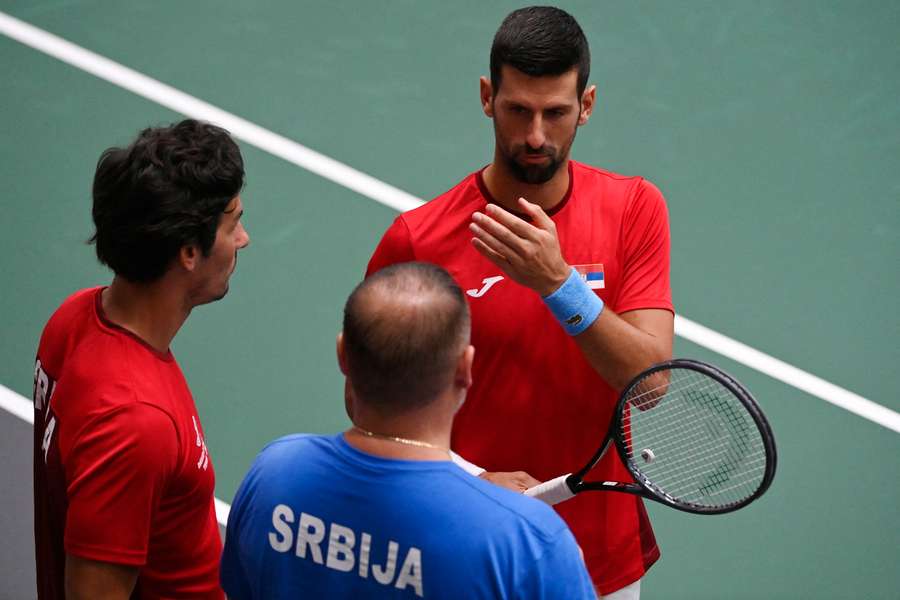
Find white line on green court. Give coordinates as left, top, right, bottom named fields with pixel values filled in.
left=1, top=8, right=897, bottom=441
left=0, top=383, right=35, bottom=425
left=0, top=12, right=421, bottom=214
left=675, top=317, right=900, bottom=433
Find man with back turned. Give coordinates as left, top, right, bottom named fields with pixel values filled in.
left=220, top=262, right=596, bottom=599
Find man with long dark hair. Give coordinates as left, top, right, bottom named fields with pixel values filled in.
left=367, top=7, right=673, bottom=599
left=33, top=119, right=249, bottom=599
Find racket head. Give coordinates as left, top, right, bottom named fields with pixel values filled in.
left=613, top=359, right=777, bottom=514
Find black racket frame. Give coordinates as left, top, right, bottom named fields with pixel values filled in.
left=565, top=359, right=777, bottom=515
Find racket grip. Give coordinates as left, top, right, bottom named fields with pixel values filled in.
left=449, top=450, right=485, bottom=476
left=524, top=474, right=575, bottom=505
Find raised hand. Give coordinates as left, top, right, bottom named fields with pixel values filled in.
left=469, top=198, right=571, bottom=297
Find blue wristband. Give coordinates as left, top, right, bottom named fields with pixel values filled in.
left=542, top=268, right=604, bottom=336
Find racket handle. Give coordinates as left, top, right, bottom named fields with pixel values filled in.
left=524, top=474, right=576, bottom=505
left=449, top=450, right=485, bottom=476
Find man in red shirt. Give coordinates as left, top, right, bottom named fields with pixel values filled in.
left=33, top=119, right=250, bottom=599
left=367, top=7, right=673, bottom=599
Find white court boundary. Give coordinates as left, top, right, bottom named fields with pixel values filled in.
left=0, top=10, right=896, bottom=523
left=0, top=12, right=421, bottom=215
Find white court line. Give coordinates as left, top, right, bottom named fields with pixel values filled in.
left=0, top=383, right=36, bottom=425
left=0, top=12, right=422, bottom=214
left=0, top=8, right=896, bottom=450
left=675, top=317, right=900, bottom=433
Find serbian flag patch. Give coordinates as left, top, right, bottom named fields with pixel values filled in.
left=573, top=263, right=605, bottom=290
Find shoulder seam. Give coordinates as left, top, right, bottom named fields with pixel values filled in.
left=573, top=160, right=643, bottom=182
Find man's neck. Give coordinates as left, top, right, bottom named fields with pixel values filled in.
left=101, top=277, right=191, bottom=353
left=345, top=403, right=453, bottom=462
left=481, top=157, right=571, bottom=212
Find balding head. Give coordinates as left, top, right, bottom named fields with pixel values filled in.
left=342, top=262, right=470, bottom=415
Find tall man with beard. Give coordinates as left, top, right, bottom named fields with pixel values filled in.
left=366, top=7, right=674, bottom=599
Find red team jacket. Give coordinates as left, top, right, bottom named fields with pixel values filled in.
left=33, top=288, right=223, bottom=599
left=367, top=161, right=673, bottom=594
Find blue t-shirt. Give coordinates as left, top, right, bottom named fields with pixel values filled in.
left=221, top=433, right=596, bottom=599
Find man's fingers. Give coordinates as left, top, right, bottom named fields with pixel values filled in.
left=472, top=211, right=529, bottom=252
left=515, top=471, right=542, bottom=489
left=479, top=470, right=543, bottom=493
left=471, top=237, right=509, bottom=269
left=469, top=222, right=517, bottom=261
left=516, top=197, right=555, bottom=231
left=484, top=203, right=541, bottom=239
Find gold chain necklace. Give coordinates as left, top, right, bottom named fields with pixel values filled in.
left=351, top=425, right=449, bottom=452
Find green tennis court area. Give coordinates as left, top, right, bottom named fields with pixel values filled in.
left=2, top=2, right=898, bottom=598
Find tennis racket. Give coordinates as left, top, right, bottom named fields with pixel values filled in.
left=525, top=359, right=776, bottom=514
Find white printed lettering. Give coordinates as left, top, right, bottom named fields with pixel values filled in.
left=269, top=504, right=295, bottom=552
left=34, top=360, right=49, bottom=411
left=265, top=507, right=425, bottom=595
left=326, top=523, right=356, bottom=572
left=41, top=416, right=56, bottom=463
left=191, top=417, right=209, bottom=470
left=296, top=512, right=325, bottom=564
left=358, top=532, right=372, bottom=578
left=395, top=547, right=424, bottom=597
left=371, top=540, right=399, bottom=585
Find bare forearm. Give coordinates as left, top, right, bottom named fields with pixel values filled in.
left=573, top=307, right=673, bottom=391
left=65, top=554, right=138, bottom=600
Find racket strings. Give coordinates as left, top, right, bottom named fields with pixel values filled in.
left=629, top=406, right=765, bottom=504
left=622, top=380, right=752, bottom=456
left=627, top=426, right=759, bottom=498
left=631, top=426, right=765, bottom=505
left=623, top=371, right=696, bottom=408
left=628, top=426, right=752, bottom=471
left=622, top=375, right=736, bottom=425
left=620, top=368, right=768, bottom=509
left=622, top=379, right=748, bottom=462
left=648, top=454, right=768, bottom=495
left=628, top=400, right=763, bottom=492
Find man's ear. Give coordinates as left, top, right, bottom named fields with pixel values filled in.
left=479, top=77, right=494, bottom=118
left=455, top=344, right=475, bottom=389
left=337, top=333, right=354, bottom=419
left=336, top=332, right=349, bottom=375
left=578, top=84, right=597, bottom=126
left=179, top=244, right=200, bottom=271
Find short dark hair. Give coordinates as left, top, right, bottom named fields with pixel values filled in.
left=343, top=262, right=470, bottom=414
left=89, top=119, right=244, bottom=282
left=490, top=6, right=591, bottom=97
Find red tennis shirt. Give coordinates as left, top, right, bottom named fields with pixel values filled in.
left=367, top=161, right=673, bottom=594
left=33, top=287, right=223, bottom=599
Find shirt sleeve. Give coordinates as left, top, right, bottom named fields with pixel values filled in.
left=615, top=178, right=674, bottom=314
left=521, top=527, right=598, bottom=600
left=365, top=216, right=415, bottom=276
left=220, top=467, right=254, bottom=600
left=63, top=402, right=178, bottom=565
